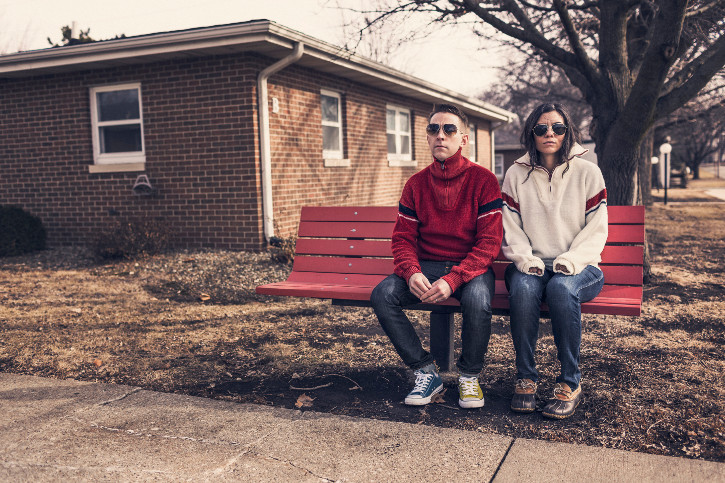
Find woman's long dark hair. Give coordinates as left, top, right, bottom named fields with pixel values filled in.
left=519, top=103, right=581, bottom=181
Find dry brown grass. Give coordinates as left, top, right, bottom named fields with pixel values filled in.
left=1, top=172, right=724, bottom=462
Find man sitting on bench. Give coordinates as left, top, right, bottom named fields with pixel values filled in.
left=370, top=103, right=503, bottom=409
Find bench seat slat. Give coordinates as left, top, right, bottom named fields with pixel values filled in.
left=257, top=281, right=643, bottom=306
left=286, top=271, right=385, bottom=286
left=256, top=282, right=642, bottom=316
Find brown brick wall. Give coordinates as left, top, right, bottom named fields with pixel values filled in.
left=1, top=54, right=265, bottom=250
left=0, top=52, right=496, bottom=251
left=265, top=66, right=495, bottom=238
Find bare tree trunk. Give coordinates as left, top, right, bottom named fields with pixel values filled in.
left=639, top=130, right=654, bottom=206
left=643, top=228, right=652, bottom=284
left=599, top=151, right=638, bottom=206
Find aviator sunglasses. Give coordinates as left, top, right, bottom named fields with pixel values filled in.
left=426, top=123, right=460, bottom=136
left=533, top=122, right=567, bottom=137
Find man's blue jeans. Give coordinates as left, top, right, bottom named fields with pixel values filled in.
left=370, top=261, right=494, bottom=375
left=505, top=264, right=604, bottom=390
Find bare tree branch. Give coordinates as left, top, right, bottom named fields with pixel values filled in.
left=657, top=32, right=725, bottom=118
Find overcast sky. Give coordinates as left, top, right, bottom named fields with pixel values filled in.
left=0, top=0, right=503, bottom=96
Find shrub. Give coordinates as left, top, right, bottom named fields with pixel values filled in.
left=0, top=206, right=47, bottom=257
left=94, top=217, right=172, bottom=260
left=269, top=235, right=296, bottom=265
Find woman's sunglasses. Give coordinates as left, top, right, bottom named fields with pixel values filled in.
left=426, top=123, right=460, bottom=136
left=533, top=123, right=567, bottom=137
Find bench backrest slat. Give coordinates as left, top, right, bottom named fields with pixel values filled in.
left=298, top=221, right=395, bottom=238
left=300, top=205, right=644, bottom=223
left=293, top=256, right=394, bottom=275
left=301, top=206, right=397, bottom=222
left=607, top=224, right=645, bottom=243
left=295, top=238, right=392, bottom=257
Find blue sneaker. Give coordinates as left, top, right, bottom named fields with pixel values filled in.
left=404, top=370, right=444, bottom=406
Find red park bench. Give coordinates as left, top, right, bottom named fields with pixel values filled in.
left=256, top=205, right=645, bottom=371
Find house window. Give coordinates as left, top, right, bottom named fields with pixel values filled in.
left=494, top=154, right=505, bottom=179
left=321, top=90, right=348, bottom=166
left=468, top=124, right=477, bottom=163
left=89, top=83, right=145, bottom=171
left=386, top=105, right=413, bottom=166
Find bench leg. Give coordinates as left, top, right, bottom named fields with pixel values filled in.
left=430, top=311, right=454, bottom=372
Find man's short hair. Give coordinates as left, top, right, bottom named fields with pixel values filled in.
left=428, top=103, right=468, bottom=126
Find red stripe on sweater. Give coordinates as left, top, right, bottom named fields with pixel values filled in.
left=586, top=189, right=607, bottom=211
left=502, top=192, right=520, bottom=212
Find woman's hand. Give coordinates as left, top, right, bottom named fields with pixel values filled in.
left=528, top=267, right=543, bottom=276
left=555, top=263, right=571, bottom=274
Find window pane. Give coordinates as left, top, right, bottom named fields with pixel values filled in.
left=99, top=125, right=142, bottom=153
left=321, top=95, right=339, bottom=123
left=97, top=89, right=140, bottom=122
left=386, top=109, right=396, bottom=131
left=399, top=112, right=410, bottom=132
left=400, top=135, right=410, bottom=155
left=322, top=126, right=340, bottom=152
left=495, top=155, right=504, bottom=176
left=387, top=133, right=396, bottom=154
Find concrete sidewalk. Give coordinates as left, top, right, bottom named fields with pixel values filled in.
left=1, top=373, right=722, bottom=482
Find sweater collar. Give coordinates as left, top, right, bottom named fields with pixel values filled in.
left=430, top=147, right=470, bottom=179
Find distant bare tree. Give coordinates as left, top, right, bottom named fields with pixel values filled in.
left=659, top=78, right=725, bottom=179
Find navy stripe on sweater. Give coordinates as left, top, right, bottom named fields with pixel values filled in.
left=398, top=203, right=418, bottom=220
left=478, top=198, right=503, bottom=215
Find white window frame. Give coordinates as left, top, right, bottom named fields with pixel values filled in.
left=321, top=89, right=349, bottom=167
left=386, top=105, right=414, bottom=167
left=89, top=83, right=146, bottom=172
left=494, top=153, right=505, bottom=180
left=468, top=123, right=477, bottom=163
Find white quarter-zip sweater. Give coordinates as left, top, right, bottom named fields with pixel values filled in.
left=501, top=144, right=608, bottom=276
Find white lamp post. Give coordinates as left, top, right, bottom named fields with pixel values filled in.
left=651, top=156, right=660, bottom=190
left=659, top=139, right=673, bottom=204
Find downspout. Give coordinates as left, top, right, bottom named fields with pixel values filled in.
left=257, top=42, right=304, bottom=243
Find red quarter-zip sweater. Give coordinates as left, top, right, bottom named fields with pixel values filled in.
left=392, top=148, right=503, bottom=292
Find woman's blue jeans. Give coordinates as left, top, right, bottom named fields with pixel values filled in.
left=370, top=260, right=494, bottom=375
left=505, top=264, right=604, bottom=390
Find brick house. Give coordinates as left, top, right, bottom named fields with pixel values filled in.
left=0, top=20, right=513, bottom=251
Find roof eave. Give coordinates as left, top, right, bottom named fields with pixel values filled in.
left=0, top=20, right=514, bottom=123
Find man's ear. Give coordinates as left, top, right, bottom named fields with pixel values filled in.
left=460, top=133, right=469, bottom=147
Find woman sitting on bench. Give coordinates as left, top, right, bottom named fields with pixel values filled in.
left=501, top=102, right=608, bottom=419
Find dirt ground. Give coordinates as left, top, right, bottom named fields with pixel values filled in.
left=1, top=174, right=724, bottom=463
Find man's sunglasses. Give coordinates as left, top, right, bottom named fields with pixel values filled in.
left=426, top=123, right=460, bottom=136
left=533, top=123, right=567, bottom=137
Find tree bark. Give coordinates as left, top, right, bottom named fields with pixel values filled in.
left=639, top=130, right=654, bottom=206
left=598, top=147, right=638, bottom=206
